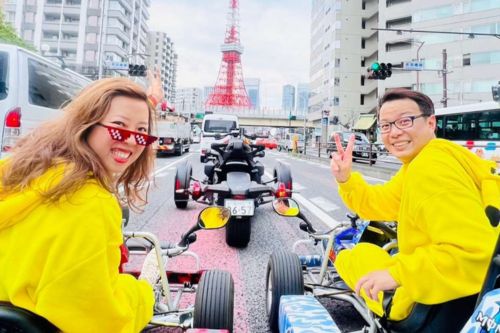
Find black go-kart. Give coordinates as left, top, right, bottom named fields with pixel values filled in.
left=173, top=129, right=293, bottom=248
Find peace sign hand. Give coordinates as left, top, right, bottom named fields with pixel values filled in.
left=330, top=133, right=354, bottom=183
left=146, top=68, right=164, bottom=105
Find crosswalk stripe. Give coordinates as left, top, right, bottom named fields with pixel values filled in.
left=310, top=196, right=339, bottom=212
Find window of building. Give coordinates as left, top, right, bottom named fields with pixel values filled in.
left=333, top=97, right=340, bottom=106
left=46, top=0, right=62, bottom=4
left=64, top=15, right=79, bottom=23
left=335, top=58, right=340, bottom=67
left=468, top=0, right=500, bottom=13
left=361, top=76, right=365, bottom=86
left=23, top=30, right=33, bottom=41
left=386, top=16, right=411, bottom=29
left=24, top=12, right=35, bottom=23
left=86, top=33, right=97, bottom=43
left=85, top=50, right=95, bottom=61
left=386, top=41, right=412, bottom=52
left=471, top=51, right=500, bottom=65
left=87, top=16, right=98, bottom=26
left=360, top=95, right=365, bottom=105
left=463, top=53, right=471, bottom=66
left=66, top=0, right=81, bottom=5
left=45, top=14, right=60, bottom=22
left=334, top=77, right=340, bottom=86
left=413, top=4, right=454, bottom=23
left=386, top=0, right=411, bottom=7
left=361, top=39, right=365, bottom=48
left=88, top=0, right=99, bottom=8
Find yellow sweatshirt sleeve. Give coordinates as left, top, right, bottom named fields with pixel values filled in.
left=337, top=169, right=404, bottom=221
left=387, top=152, right=497, bottom=304
left=26, top=185, right=153, bottom=332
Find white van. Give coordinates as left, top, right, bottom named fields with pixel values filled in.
left=0, top=44, right=91, bottom=159
left=200, top=113, right=239, bottom=162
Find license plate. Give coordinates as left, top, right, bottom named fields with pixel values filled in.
left=224, top=199, right=255, bottom=216
left=362, top=152, right=368, bottom=157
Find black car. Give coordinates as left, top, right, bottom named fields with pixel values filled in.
left=326, top=131, right=377, bottom=164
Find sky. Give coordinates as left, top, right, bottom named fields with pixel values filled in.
left=149, top=0, right=311, bottom=109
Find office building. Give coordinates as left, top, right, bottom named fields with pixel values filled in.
left=282, top=84, right=296, bottom=113
left=147, top=31, right=177, bottom=105
left=245, top=78, right=260, bottom=110
left=296, top=83, right=310, bottom=116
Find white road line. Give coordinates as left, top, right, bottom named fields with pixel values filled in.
left=264, top=171, right=339, bottom=229
left=310, top=196, right=339, bottom=212
left=153, top=154, right=192, bottom=176
left=293, top=182, right=305, bottom=191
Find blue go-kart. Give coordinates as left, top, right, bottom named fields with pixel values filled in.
left=266, top=198, right=500, bottom=333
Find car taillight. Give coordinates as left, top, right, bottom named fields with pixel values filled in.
left=275, top=182, right=288, bottom=198
left=2, top=107, right=21, bottom=153
left=466, top=140, right=474, bottom=150
left=233, top=194, right=247, bottom=200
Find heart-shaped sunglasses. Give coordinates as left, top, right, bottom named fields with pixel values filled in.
left=97, top=123, right=157, bottom=146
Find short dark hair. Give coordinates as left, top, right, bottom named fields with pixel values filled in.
left=378, top=88, right=435, bottom=118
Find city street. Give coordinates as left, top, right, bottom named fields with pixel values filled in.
left=126, top=146, right=392, bottom=332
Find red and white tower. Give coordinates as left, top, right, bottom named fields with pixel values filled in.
left=205, top=0, right=251, bottom=111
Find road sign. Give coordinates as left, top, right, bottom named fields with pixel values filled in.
left=195, top=113, right=204, bottom=119
left=403, top=61, right=424, bottom=71
left=106, top=61, right=129, bottom=70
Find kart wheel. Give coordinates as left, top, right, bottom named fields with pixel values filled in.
left=273, top=162, right=293, bottom=197
left=174, top=162, right=192, bottom=209
left=225, top=217, right=251, bottom=248
left=193, top=270, right=234, bottom=332
left=266, top=250, right=304, bottom=332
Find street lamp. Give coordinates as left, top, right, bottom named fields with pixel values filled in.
left=412, top=40, right=425, bottom=91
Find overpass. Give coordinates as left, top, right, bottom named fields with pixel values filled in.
left=191, top=109, right=317, bottom=128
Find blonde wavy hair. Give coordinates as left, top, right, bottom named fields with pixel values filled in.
left=1, top=77, right=156, bottom=210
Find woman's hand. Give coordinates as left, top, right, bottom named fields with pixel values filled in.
left=330, top=133, right=354, bottom=183
left=146, top=68, right=164, bottom=106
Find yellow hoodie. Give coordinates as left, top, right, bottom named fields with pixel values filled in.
left=0, top=161, right=153, bottom=332
left=337, top=139, right=498, bottom=308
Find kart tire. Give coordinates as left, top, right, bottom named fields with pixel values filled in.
left=273, top=162, right=293, bottom=197
left=266, top=250, right=304, bottom=332
left=174, top=162, right=191, bottom=209
left=225, top=217, right=251, bottom=248
left=193, top=270, right=234, bottom=332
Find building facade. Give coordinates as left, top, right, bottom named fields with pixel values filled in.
left=378, top=0, right=500, bottom=107
left=147, top=31, right=177, bottom=105
left=3, top=0, right=151, bottom=79
left=175, top=87, right=202, bottom=118
left=296, top=83, right=310, bottom=116
left=309, top=0, right=379, bottom=130
left=244, top=77, right=260, bottom=110
left=282, top=84, right=296, bottom=113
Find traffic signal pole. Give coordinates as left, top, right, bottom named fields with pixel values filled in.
left=442, top=49, right=448, bottom=108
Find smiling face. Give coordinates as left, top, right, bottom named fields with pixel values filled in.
left=87, top=95, right=150, bottom=176
left=379, top=98, right=436, bottom=163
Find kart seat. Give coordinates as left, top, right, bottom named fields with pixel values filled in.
left=0, top=302, right=59, bottom=333
left=384, top=293, right=477, bottom=333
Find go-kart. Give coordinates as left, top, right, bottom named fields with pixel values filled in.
left=174, top=129, right=293, bottom=248
left=0, top=206, right=235, bottom=333
left=265, top=198, right=491, bottom=333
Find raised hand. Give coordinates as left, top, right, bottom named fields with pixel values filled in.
left=330, top=133, right=354, bottom=183
left=146, top=68, right=164, bottom=106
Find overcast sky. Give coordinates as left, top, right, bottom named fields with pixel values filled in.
left=149, top=0, right=311, bottom=108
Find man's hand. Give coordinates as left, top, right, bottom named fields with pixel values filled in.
left=146, top=68, right=164, bottom=105
left=355, top=269, right=399, bottom=301
left=330, top=133, right=354, bottom=183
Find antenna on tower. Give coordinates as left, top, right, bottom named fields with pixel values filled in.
left=205, top=0, right=251, bottom=112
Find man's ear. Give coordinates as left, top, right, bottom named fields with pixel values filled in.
left=428, top=115, right=437, bottom=130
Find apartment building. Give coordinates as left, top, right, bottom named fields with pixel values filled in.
left=175, top=87, right=202, bottom=117
left=147, top=31, right=177, bottom=104
left=378, top=0, right=500, bottom=107
left=309, top=0, right=379, bottom=129
left=3, top=0, right=151, bottom=79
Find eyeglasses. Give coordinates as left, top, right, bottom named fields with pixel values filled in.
left=97, top=123, right=157, bottom=146
left=378, top=114, right=427, bottom=134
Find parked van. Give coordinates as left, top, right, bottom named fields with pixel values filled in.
left=0, top=44, right=91, bottom=159
left=199, top=113, right=239, bottom=162
left=278, top=133, right=305, bottom=153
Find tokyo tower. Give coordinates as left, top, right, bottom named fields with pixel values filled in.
left=205, top=0, right=251, bottom=111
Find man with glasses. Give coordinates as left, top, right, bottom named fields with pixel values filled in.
left=330, top=88, right=498, bottom=329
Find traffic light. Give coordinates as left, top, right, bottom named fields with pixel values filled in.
left=367, top=62, right=392, bottom=80
left=128, top=64, right=147, bottom=77
left=492, top=84, right=500, bottom=102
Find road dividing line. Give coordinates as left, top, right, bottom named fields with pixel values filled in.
left=264, top=171, right=340, bottom=229
left=153, top=154, right=192, bottom=176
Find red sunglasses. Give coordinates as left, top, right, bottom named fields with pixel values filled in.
left=97, top=123, right=157, bottom=146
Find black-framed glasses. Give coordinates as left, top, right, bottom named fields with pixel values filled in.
left=97, top=123, right=157, bottom=146
left=378, top=114, right=427, bottom=134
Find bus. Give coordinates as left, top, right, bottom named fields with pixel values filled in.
left=435, top=101, right=500, bottom=165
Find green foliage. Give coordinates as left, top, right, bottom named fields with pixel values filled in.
left=0, top=11, right=36, bottom=51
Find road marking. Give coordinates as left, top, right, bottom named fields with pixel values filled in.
left=293, top=182, right=305, bottom=190
left=264, top=171, right=339, bottom=229
left=153, top=154, right=191, bottom=176
left=310, top=196, right=339, bottom=212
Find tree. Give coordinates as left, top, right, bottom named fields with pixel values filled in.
left=0, top=10, right=36, bottom=51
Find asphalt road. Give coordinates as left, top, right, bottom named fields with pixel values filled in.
left=126, top=145, right=393, bottom=332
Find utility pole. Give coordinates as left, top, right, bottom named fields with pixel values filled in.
left=415, top=41, right=425, bottom=91
left=442, top=49, right=448, bottom=108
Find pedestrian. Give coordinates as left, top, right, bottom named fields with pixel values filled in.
left=0, top=74, right=164, bottom=332
left=330, top=88, right=499, bottom=329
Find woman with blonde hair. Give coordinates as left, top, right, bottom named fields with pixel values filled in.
left=0, top=76, right=161, bottom=332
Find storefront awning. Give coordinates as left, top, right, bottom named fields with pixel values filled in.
left=352, top=114, right=376, bottom=130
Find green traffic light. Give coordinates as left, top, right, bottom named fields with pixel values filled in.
left=371, top=62, right=381, bottom=71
